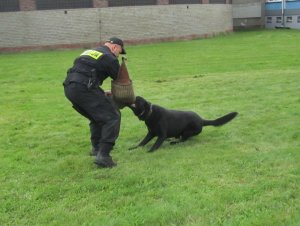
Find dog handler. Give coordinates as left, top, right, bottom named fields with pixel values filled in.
left=63, top=37, right=126, bottom=168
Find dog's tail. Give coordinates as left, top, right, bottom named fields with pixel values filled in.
left=202, top=112, right=238, bottom=127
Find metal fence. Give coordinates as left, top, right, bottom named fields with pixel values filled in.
left=0, top=0, right=19, bottom=12
left=108, top=0, right=157, bottom=7
left=169, top=0, right=202, bottom=4
left=0, top=0, right=231, bottom=12
left=210, top=0, right=228, bottom=3
left=36, top=0, right=93, bottom=10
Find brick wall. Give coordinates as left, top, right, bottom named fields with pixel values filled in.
left=0, top=4, right=233, bottom=52
left=93, top=0, right=108, bottom=8
left=19, top=0, right=36, bottom=11
left=157, top=0, right=169, bottom=5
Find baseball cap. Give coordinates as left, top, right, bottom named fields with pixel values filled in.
left=106, top=37, right=126, bottom=54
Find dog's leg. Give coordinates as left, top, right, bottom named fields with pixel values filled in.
left=169, top=136, right=181, bottom=145
left=181, top=127, right=202, bottom=141
left=170, top=140, right=183, bottom=145
left=148, top=136, right=166, bottom=152
left=138, top=132, right=155, bottom=146
left=128, top=132, right=154, bottom=150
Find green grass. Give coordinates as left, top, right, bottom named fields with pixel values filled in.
left=0, top=29, right=299, bottom=225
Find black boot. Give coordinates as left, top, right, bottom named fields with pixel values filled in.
left=90, top=146, right=98, bottom=156
left=94, top=144, right=116, bottom=168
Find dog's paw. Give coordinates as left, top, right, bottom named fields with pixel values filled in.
left=147, top=148, right=157, bottom=153
left=170, top=141, right=180, bottom=145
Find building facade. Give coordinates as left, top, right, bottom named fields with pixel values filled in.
left=265, top=0, right=300, bottom=28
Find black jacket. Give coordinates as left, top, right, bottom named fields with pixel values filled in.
left=65, top=46, right=120, bottom=86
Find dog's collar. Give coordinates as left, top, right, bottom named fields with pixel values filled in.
left=146, top=104, right=153, bottom=119
left=138, top=104, right=153, bottom=120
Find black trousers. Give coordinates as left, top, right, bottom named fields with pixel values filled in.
left=64, top=82, right=121, bottom=153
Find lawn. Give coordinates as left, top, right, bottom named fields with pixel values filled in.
left=0, top=29, right=299, bottom=225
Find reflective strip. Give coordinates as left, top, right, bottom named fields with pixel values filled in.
left=80, top=50, right=103, bottom=60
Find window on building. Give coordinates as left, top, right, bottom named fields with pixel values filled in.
left=169, top=0, right=202, bottom=4
left=298, top=16, right=300, bottom=23
left=0, top=0, right=19, bottom=12
left=108, top=0, right=156, bottom=7
left=267, top=17, right=272, bottom=23
left=286, top=16, right=293, bottom=23
left=36, top=0, right=93, bottom=10
left=276, top=17, right=282, bottom=24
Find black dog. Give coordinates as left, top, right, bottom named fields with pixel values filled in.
left=128, top=96, right=238, bottom=152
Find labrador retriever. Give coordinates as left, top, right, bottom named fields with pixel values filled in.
left=128, top=96, right=238, bottom=152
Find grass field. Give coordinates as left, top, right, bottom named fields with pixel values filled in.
left=0, top=29, right=299, bottom=225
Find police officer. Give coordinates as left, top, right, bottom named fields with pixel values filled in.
left=63, top=37, right=126, bottom=168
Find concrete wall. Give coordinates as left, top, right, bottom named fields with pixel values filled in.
left=232, top=0, right=264, bottom=29
left=0, top=4, right=233, bottom=52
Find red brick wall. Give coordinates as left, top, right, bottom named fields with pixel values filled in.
left=19, top=0, right=36, bottom=11
left=93, top=0, right=108, bottom=8
left=157, top=0, right=169, bottom=5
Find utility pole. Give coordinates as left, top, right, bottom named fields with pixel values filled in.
left=281, top=0, right=286, bottom=27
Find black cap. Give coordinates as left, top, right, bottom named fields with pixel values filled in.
left=106, top=37, right=126, bottom=54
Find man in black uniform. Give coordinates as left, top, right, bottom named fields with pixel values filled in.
left=63, top=37, right=126, bottom=168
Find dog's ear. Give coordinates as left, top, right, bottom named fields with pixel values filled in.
left=135, top=96, right=144, bottom=103
left=143, top=100, right=151, bottom=111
